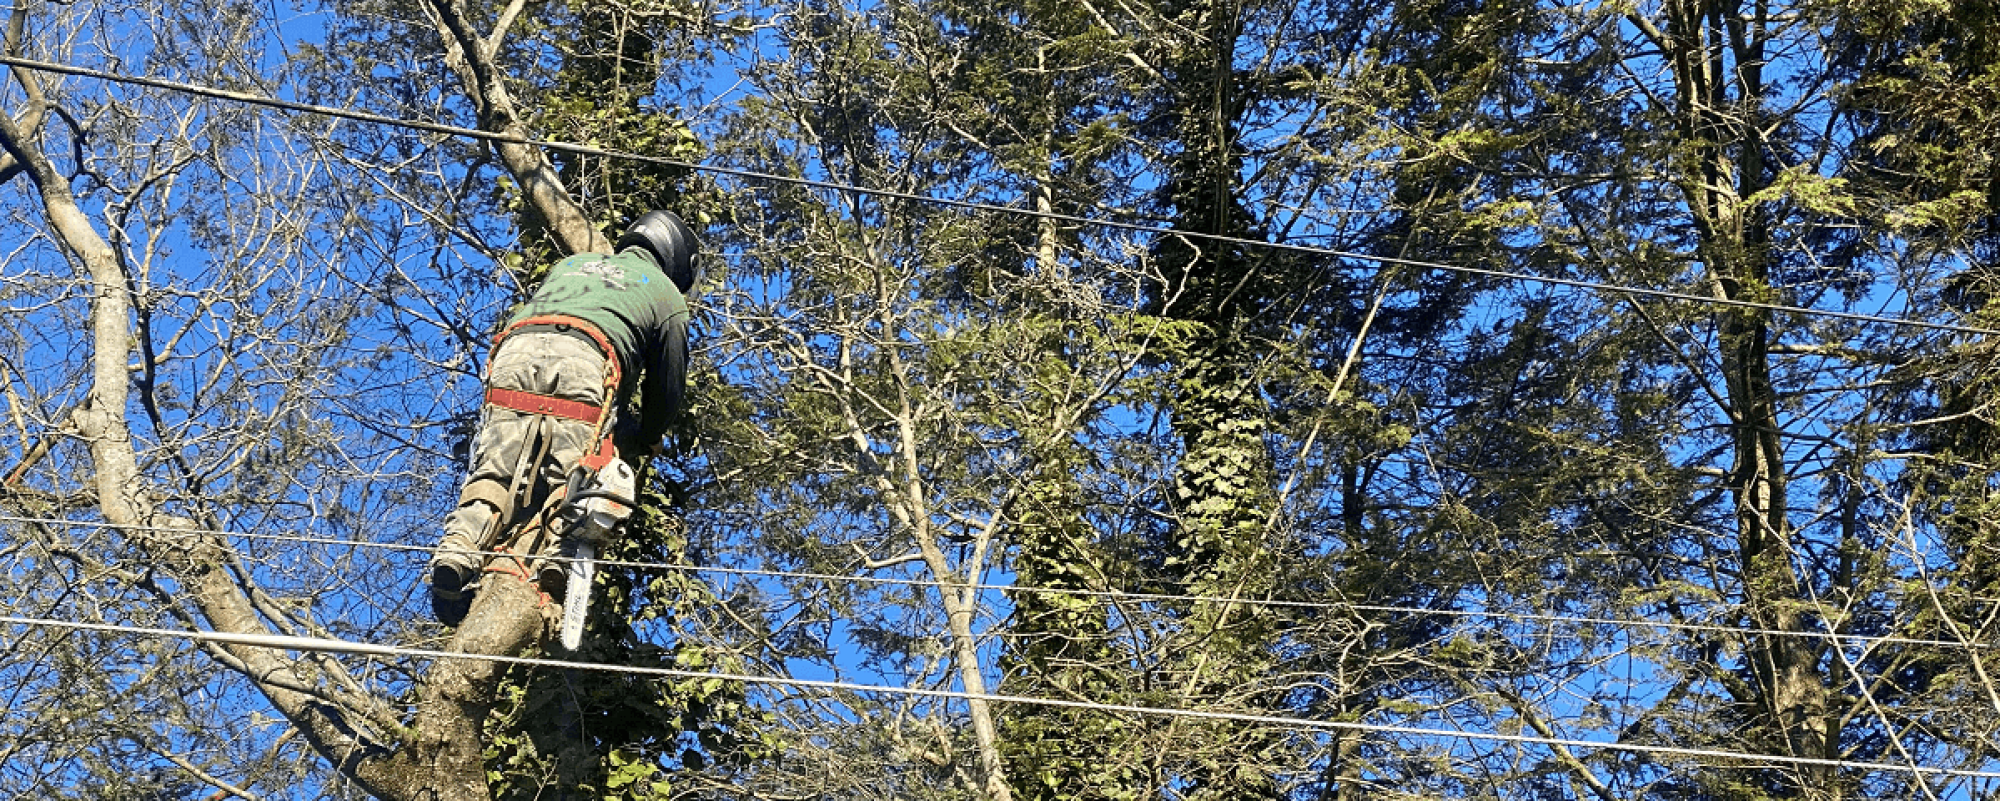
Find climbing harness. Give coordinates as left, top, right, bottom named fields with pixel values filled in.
left=477, top=314, right=640, bottom=649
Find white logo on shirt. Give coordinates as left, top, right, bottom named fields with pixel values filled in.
left=562, top=259, right=629, bottom=290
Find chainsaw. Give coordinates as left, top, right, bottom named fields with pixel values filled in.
left=553, top=457, right=638, bottom=650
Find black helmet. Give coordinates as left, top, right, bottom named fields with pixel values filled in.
left=616, top=210, right=701, bottom=294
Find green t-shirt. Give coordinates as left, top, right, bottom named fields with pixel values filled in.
left=508, top=247, right=689, bottom=444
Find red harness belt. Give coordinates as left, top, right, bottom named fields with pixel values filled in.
left=483, top=387, right=604, bottom=424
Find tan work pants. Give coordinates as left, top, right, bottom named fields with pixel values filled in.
left=437, top=331, right=610, bottom=562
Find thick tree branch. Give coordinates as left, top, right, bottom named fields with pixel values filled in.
left=0, top=2, right=49, bottom=185
left=422, top=0, right=611, bottom=258
left=412, top=576, right=550, bottom=801
left=0, top=96, right=427, bottom=801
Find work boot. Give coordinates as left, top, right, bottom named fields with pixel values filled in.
left=428, top=549, right=480, bottom=627
left=535, top=538, right=571, bottom=600
left=536, top=559, right=567, bottom=601
left=430, top=589, right=472, bottom=627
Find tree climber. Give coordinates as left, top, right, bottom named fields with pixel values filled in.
left=428, top=210, right=698, bottom=626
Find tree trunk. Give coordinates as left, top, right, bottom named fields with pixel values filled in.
left=414, top=577, right=551, bottom=801
left=0, top=67, right=436, bottom=800
left=1648, top=0, right=1835, bottom=794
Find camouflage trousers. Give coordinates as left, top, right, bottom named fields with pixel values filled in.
left=435, top=330, right=611, bottom=568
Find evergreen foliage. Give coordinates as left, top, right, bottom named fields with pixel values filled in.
left=5, top=0, right=2000, bottom=798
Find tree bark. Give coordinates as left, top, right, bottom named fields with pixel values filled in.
left=1643, top=1, right=1834, bottom=795
left=878, top=309, right=1016, bottom=801
left=413, top=576, right=550, bottom=801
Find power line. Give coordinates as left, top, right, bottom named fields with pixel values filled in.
left=0, top=54, right=1993, bottom=338
left=4, top=513, right=1995, bottom=654
left=3, top=612, right=1995, bottom=782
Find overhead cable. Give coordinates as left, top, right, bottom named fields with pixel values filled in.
left=0, top=54, right=1992, bottom=337
left=4, top=612, right=1996, bottom=781
left=4, top=514, right=1995, bottom=653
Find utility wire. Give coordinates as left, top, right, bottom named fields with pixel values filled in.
left=4, top=513, right=1995, bottom=653
left=0, top=54, right=1994, bottom=338
left=5, top=612, right=1998, bottom=781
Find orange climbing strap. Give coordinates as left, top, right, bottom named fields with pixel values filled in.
left=483, top=313, right=631, bottom=580
left=484, top=546, right=552, bottom=606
